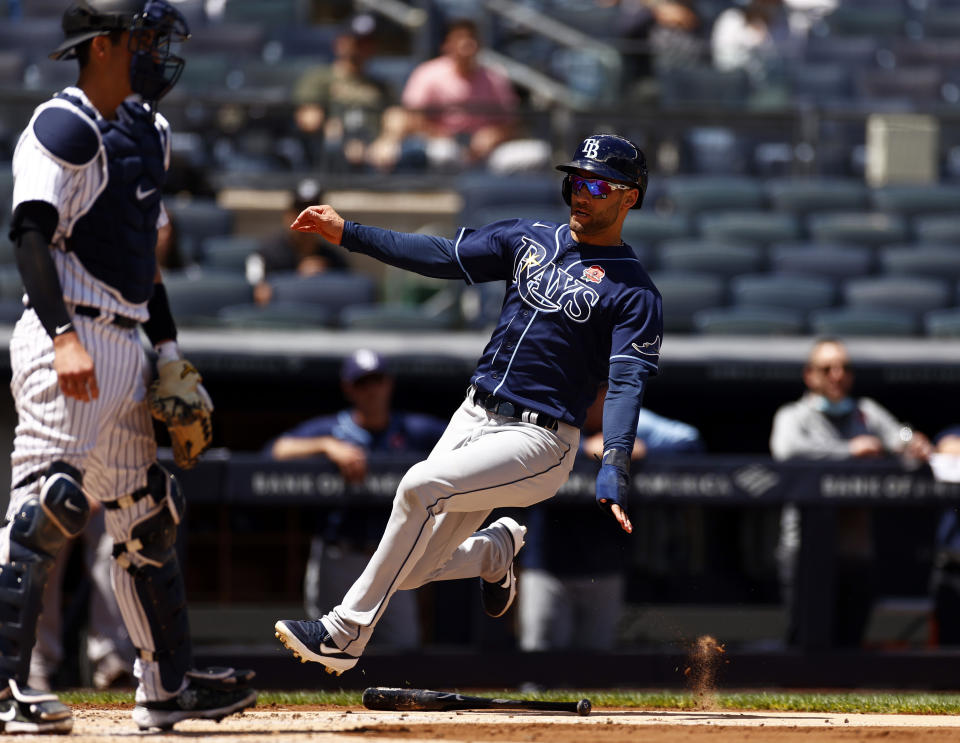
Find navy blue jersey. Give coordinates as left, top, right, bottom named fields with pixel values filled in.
left=343, top=218, right=662, bottom=428
left=274, top=410, right=447, bottom=454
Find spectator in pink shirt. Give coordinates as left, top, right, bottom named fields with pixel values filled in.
left=368, top=18, right=520, bottom=171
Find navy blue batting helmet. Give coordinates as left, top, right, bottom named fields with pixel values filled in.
left=557, top=134, right=648, bottom=209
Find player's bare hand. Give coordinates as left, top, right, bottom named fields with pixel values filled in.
left=609, top=502, right=633, bottom=534
left=53, top=332, right=99, bottom=402
left=325, top=439, right=368, bottom=483
left=849, top=434, right=884, bottom=458
left=290, top=205, right=345, bottom=245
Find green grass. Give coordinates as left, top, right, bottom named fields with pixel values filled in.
left=57, top=689, right=960, bottom=715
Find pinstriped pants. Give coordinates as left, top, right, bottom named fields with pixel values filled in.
left=1, top=309, right=177, bottom=701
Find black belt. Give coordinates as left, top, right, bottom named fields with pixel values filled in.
left=470, top=386, right=559, bottom=432
left=73, top=304, right=139, bottom=329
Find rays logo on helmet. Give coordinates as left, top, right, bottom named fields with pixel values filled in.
left=514, top=236, right=600, bottom=322
left=581, top=138, right=600, bottom=158
left=581, top=265, right=605, bottom=284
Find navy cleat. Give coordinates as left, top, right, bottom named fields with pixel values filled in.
left=481, top=516, right=527, bottom=618
left=0, top=680, right=72, bottom=734
left=274, top=619, right=358, bottom=675
left=132, top=667, right=257, bottom=731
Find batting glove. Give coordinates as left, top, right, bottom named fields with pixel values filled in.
left=595, top=448, right=630, bottom=515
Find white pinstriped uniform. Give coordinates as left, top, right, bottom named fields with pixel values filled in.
left=2, top=86, right=177, bottom=702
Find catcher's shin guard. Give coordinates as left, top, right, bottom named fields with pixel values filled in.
left=0, top=462, right=89, bottom=682
left=111, top=469, right=191, bottom=693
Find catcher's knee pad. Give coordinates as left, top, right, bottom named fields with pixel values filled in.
left=0, top=462, right=87, bottom=681
left=111, top=464, right=190, bottom=692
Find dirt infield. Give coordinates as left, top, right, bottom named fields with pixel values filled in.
left=42, top=705, right=960, bottom=742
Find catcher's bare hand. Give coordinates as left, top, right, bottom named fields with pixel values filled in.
left=53, top=332, right=99, bottom=402
left=148, top=358, right=213, bottom=469
left=290, top=205, right=345, bottom=244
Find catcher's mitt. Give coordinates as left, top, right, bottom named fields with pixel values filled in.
left=148, top=358, right=213, bottom=470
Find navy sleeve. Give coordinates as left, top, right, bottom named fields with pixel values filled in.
left=602, top=360, right=648, bottom=453
left=341, top=222, right=464, bottom=279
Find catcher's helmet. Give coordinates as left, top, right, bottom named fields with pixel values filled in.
left=50, top=0, right=189, bottom=106
left=557, top=134, right=648, bottom=209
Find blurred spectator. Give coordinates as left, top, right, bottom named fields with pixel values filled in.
left=770, top=338, right=932, bottom=648
left=292, top=14, right=392, bottom=171
left=266, top=350, right=447, bottom=649
left=711, top=0, right=800, bottom=84
left=518, top=384, right=703, bottom=651
left=30, top=507, right=135, bottom=691
left=246, top=179, right=349, bottom=305
left=368, top=18, right=520, bottom=172
left=927, top=427, right=960, bottom=645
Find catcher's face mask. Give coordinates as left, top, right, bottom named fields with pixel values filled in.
left=128, top=0, right=190, bottom=107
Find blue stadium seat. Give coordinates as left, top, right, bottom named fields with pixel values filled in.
left=199, top=236, right=262, bottom=272
left=465, top=205, right=569, bottom=229
left=161, top=272, right=254, bottom=325
left=340, top=304, right=458, bottom=331
left=657, top=66, right=751, bottom=109
left=457, top=172, right=559, bottom=224
left=765, top=178, right=869, bottom=215
left=786, top=63, right=854, bottom=105
left=268, top=272, right=377, bottom=313
left=843, top=276, right=953, bottom=314
left=692, top=306, right=805, bottom=336
left=921, top=9, right=960, bottom=38
left=870, top=184, right=960, bottom=216
left=854, top=66, right=943, bottom=105
left=657, top=240, right=764, bottom=278
left=680, top=127, right=750, bottom=175
left=217, top=301, right=333, bottom=329
left=181, top=23, right=265, bottom=56
left=649, top=271, right=726, bottom=333
left=820, top=5, right=907, bottom=37
left=620, top=213, right=694, bottom=248
left=768, top=243, right=876, bottom=280
left=913, top=214, right=960, bottom=243
left=0, top=265, right=23, bottom=301
left=879, top=245, right=960, bottom=281
left=365, top=56, right=419, bottom=99
left=890, top=38, right=960, bottom=67
left=805, top=35, right=881, bottom=67
left=924, top=307, right=960, bottom=337
left=664, top=176, right=765, bottom=214
left=730, top=274, right=836, bottom=312
left=0, top=18, right=62, bottom=63
left=809, top=307, right=920, bottom=336
left=0, top=51, right=24, bottom=85
left=165, top=198, right=234, bottom=262
left=697, top=211, right=800, bottom=246
left=807, top=212, right=908, bottom=247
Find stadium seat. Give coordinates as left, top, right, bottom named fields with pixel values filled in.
left=879, top=245, right=960, bottom=281
left=22, top=58, right=76, bottom=92
left=0, top=19, right=62, bottom=63
left=765, top=178, right=869, bottom=215
left=365, top=56, right=419, bottom=99
left=692, top=306, right=805, bottom=335
left=464, top=205, right=569, bottom=229
left=656, top=240, right=764, bottom=278
left=264, top=25, right=338, bottom=61
left=808, top=307, right=919, bottom=336
left=730, top=274, right=836, bottom=312
left=870, top=184, right=960, bottom=216
left=657, top=66, right=751, bottom=108
left=163, top=272, right=254, bottom=325
left=842, top=276, right=953, bottom=314
left=786, top=63, right=854, bottom=105
left=0, top=51, right=24, bottom=85
left=648, top=271, right=726, bottom=333
left=181, top=23, right=265, bottom=56
left=0, top=300, right=25, bottom=324
left=222, top=0, right=300, bottom=25
left=924, top=307, right=960, bottom=337
left=680, top=127, right=750, bottom=175
left=890, top=38, right=960, bottom=67
left=820, top=5, right=907, bottom=37
left=806, top=212, right=908, bottom=247
left=697, top=211, right=800, bottom=246
left=165, top=198, right=234, bottom=262
left=0, top=265, right=23, bottom=301
left=805, top=35, right=881, bottom=67
left=921, top=9, right=960, bottom=38
left=457, top=172, right=559, bottom=224
left=663, top=176, right=766, bottom=214
left=199, top=236, right=262, bottom=272
left=268, top=272, right=378, bottom=313
left=620, top=214, right=694, bottom=259
left=913, top=214, right=960, bottom=243
left=340, top=304, right=458, bottom=331
left=768, top=243, right=876, bottom=280
left=217, top=301, right=333, bottom=329
left=854, top=66, right=943, bottom=105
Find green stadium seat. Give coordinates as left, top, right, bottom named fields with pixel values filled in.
left=809, top=307, right=919, bottom=336
left=765, top=178, right=869, bottom=215
left=692, top=306, right=805, bottom=335
left=665, top=176, right=765, bottom=214
left=768, top=243, right=875, bottom=280
left=649, top=271, right=726, bottom=333
left=807, top=212, right=908, bottom=247
left=657, top=240, right=764, bottom=278
left=843, top=276, right=953, bottom=314
left=697, top=211, right=801, bottom=245
left=731, top=274, right=836, bottom=312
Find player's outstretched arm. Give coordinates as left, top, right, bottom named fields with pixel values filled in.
left=290, top=204, right=345, bottom=244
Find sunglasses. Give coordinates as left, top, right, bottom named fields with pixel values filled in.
left=569, top=175, right=633, bottom=199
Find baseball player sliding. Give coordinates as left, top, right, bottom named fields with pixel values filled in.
left=275, top=134, right=662, bottom=674
left=2, top=0, right=255, bottom=733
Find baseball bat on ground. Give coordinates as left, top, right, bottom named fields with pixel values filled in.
left=362, top=687, right=592, bottom=716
